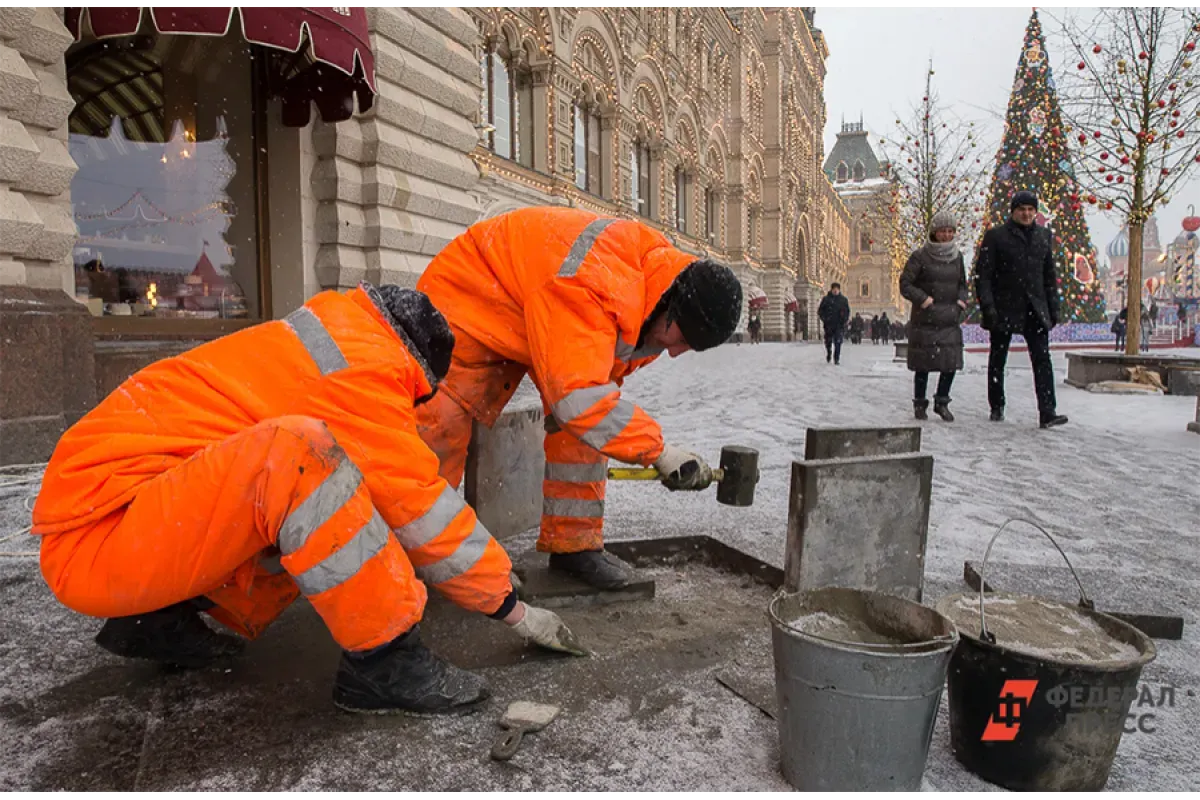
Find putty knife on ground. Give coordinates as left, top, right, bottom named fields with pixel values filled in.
left=490, top=701, right=560, bottom=761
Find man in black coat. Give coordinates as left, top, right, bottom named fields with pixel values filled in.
left=818, top=283, right=851, bottom=365
left=975, top=190, right=1068, bottom=428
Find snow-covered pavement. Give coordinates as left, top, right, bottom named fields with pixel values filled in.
left=2, top=341, right=1197, bottom=790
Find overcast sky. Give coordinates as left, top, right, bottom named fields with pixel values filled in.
left=817, top=7, right=1199, bottom=272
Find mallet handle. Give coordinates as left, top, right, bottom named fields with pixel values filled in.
left=607, top=467, right=726, bottom=482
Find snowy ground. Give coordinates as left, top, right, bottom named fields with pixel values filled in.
left=2, top=342, right=1198, bottom=790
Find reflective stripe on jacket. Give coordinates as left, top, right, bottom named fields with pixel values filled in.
left=32, top=286, right=511, bottom=616
left=417, top=207, right=695, bottom=465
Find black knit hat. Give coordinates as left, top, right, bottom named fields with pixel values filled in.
left=375, top=284, right=455, bottom=394
left=1011, top=190, right=1038, bottom=211
left=665, top=260, right=743, bottom=351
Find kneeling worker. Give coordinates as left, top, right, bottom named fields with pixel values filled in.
left=416, top=207, right=743, bottom=589
left=32, top=283, right=580, bottom=715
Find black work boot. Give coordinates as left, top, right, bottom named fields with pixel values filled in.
left=933, top=397, right=955, bottom=422
left=94, top=600, right=245, bottom=669
left=333, top=626, right=489, bottom=715
left=1039, top=412, right=1069, bottom=429
left=548, top=549, right=636, bottom=590
left=990, top=407, right=1005, bottom=422
left=913, top=399, right=929, bottom=420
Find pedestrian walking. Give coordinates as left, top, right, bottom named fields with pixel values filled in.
left=975, top=190, right=1068, bottom=428
left=880, top=312, right=892, bottom=345
left=899, top=210, right=968, bottom=422
left=818, top=282, right=850, bottom=365
left=1111, top=313, right=1126, bottom=352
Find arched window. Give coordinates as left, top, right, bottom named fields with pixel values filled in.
left=482, top=43, right=533, bottom=167
left=859, top=229, right=871, bottom=252
left=632, top=139, right=653, bottom=218
left=836, top=161, right=848, bottom=182
left=853, top=160, right=866, bottom=181
left=860, top=279, right=871, bottom=298
left=574, top=101, right=604, bottom=197
left=704, top=185, right=718, bottom=243
left=674, top=165, right=689, bottom=233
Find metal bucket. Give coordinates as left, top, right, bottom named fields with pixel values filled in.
left=936, top=520, right=1157, bottom=791
left=768, top=586, right=959, bottom=791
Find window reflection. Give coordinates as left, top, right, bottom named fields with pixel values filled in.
left=67, top=36, right=261, bottom=320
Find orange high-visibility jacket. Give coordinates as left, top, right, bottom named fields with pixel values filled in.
left=32, top=286, right=512, bottom=616
left=417, top=207, right=695, bottom=466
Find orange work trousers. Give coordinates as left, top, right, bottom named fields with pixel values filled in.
left=39, top=416, right=426, bottom=652
left=416, top=327, right=606, bottom=554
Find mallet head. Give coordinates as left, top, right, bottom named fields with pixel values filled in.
left=716, top=445, right=759, bottom=507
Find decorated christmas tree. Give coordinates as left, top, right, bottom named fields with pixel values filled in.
left=972, top=10, right=1107, bottom=323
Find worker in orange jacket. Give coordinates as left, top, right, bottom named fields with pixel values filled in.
left=32, top=283, right=583, bottom=715
left=416, top=208, right=744, bottom=589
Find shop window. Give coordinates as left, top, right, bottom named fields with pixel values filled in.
left=67, top=35, right=267, bottom=325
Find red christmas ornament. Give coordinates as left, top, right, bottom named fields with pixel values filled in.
left=1170, top=83, right=1179, bottom=91
left=1100, top=152, right=1109, bottom=159
left=1070, top=192, right=1080, bottom=201
left=1117, top=176, right=1125, bottom=183
left=1099, top=166, right=1107, bottom=173
left=1077, top=61, right=1086, bottom=70
left=1121, top=156, right=1131, bottom=164
left=1178, top=131, right=1186, bottom=138
left=1162, top=168, right=1171, bottom=176
left=1088, top=195, right=1097, bottom=203
left=1093, top=44, right=1102, bottom=54
left=1158, top=99, right=1167, bottom=108
left=1183, top=210, right=1200, bottom=232
left=1186, top=42, right=1196, bottom=52
left=1139, top=51, right=1148, bottom=59
left=1172, top=121, right=1179, bottom=128
left=1195, top=154, right=1200, bottom=163
left=1106, top=174, right=1115, bottom=182
left=1105, top=202, right=1114, bottom=210
left=1173, top=109, right=1182, bottom=117
left=1078, top=133, right=1088, bottom=144
left=1093, top=131, right=1102, bottom=138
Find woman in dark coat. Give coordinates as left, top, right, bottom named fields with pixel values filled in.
left=899, top=210, right=968, bottom=421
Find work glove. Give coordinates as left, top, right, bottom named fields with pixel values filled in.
left=654, top=444, right=714, bottom=492
left=510, top=603, right=588, bottom=656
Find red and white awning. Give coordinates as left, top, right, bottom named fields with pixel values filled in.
left=66, top=7, right=376, bottom=126
left=784, top=292, right=799, bottom=313
left=746, top=284, right=768, bottom=310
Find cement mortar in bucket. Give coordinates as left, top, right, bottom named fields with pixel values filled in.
left=935, top=520, right=1156, bottom=791
left=768, top=586, right=959, bottom=791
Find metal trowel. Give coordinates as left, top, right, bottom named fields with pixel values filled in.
left=490, top=701, right=560, bottom=761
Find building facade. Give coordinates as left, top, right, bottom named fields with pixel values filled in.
left=822, top=121, right=903, bottom=322
left=0, top=7, right=848, bottom=463
left=466, top=7, right=842, bottom=340
left=1102, top=216, right=1164, bottom=313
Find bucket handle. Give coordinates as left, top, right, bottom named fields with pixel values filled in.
left=977, top=519, right=1094, bottom=645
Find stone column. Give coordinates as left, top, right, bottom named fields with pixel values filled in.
left=312, top=7, right=483, bottom=291
left=0, top=8, right=95, bottom=465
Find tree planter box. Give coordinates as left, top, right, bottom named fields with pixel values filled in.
left=1065, top=352, right=1200, bottom=393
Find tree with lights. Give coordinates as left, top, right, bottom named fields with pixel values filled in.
left=1056, top=7, right=1200, bottom=350
left=977, top=10, right=1106, bottom=325
left=885, top=63, right=992, bottom=258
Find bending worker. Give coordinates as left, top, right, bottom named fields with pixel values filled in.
left=32, top=283, right=580, bottom=715
left=416, top=207, right=743, bottom=590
